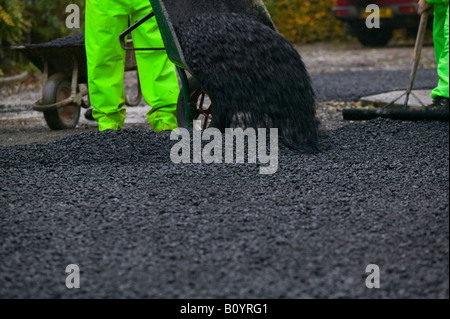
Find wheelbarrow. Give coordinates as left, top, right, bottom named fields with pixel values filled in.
left=120, top=0, right=277, bottom=131
left=11, top=36, right=143, bottom=130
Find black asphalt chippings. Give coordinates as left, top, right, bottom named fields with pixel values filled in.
left=0, top=119, right=448, bottom=298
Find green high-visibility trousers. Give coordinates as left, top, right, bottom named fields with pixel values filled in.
left=431, top=2, right=449, bottom=99
left=85, top=0, right=179, bottom=131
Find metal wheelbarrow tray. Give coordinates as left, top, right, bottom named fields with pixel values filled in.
left=12, top=35, right=142, bottom=130
left=120, top=0, right=277, bottom=131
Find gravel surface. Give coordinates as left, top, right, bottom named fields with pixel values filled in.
left=0, top=119, right=448, bottom=298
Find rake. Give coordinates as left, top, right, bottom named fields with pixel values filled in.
left=343, top=11, right=449, bottom=122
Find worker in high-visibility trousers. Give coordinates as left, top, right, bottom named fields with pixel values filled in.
left=418, top=0, right=449, bottom=109
left=85, top=0, right=179, bottom=131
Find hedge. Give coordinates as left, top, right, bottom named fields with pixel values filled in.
left=265, top=0, right=346, bottom=43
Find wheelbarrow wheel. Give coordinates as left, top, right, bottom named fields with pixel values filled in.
left=177, top=77, right=223, bottom=131
left=42, top=73, right=80, bottom=130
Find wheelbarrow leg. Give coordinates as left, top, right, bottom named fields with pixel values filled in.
left=69, top=56, right=87, bottom=107
left=41, top=60, right=48, bottom=96
left=71, top=57, right=79, bottom=100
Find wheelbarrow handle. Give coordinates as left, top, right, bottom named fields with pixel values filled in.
left=119, top=11, right=166, bottom=51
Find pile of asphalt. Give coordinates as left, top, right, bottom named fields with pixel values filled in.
left=0, top=119, right=448, bottom=298
left=176, top=13, right=318, bottom=149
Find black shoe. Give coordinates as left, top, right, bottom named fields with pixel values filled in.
left=426, top=96, right=449, bottom=110
left=84, top=108, right=95, bottom=121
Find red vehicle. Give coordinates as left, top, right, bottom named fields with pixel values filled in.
left=332, top=0, right=423, bottom=46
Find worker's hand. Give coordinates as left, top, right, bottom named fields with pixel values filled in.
left=417, top=0, right=433, bottom=15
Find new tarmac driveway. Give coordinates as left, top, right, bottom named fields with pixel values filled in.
left=312, top=68, right=438, bottom=101
left=0, top=68, right=448, bottom=299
